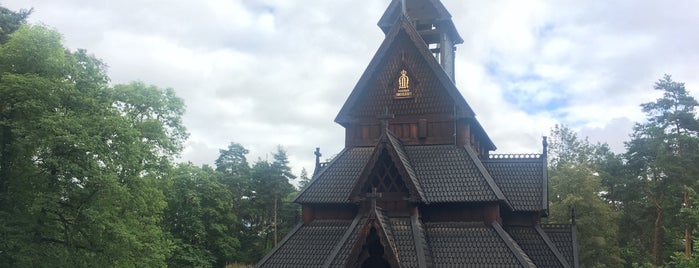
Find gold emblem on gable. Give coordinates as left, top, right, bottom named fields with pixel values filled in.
left=395, top=69, right=413, bottom=99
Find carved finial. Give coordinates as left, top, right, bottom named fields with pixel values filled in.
left=401, top=0, right=407, bottom=15
left=314, top=147, right=322, bottom=175
left=542, top=136, right=548, bottom=157
left=570, top=206, right=576, bottom=225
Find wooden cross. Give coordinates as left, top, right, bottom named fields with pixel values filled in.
left=367, top=187, right=383, bottom=217
left=314, top=147, right=322, bottom=165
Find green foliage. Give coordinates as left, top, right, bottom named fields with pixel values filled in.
left=0, top=24, right=186, bottom=267
left=0, top=6, right=32, bottom=44
left=164, top=164, right=240, bottom=267
left=298, top=168, right=311, bottom=190
left=547, top=125, right=623, bottom=267
left=216, top=142, right=250, bottom=177
left=623, top=74, right=699, bottom=266
left=668, top=251, right=699, bottom=268
left=227, top=146, right=300, bottom=264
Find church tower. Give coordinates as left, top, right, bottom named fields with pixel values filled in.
left=378, top=0, right=462, bottom=80
left=256, top=1, right=578, bottom=267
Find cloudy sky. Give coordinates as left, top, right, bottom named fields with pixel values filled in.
left=4, top=0, right=698, bottom=181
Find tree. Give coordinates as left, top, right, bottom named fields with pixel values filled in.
left=215, top=142, right=250, bottom=177
left=298, top=168, right=311, bottom=190
left=0, top=5, right=32, bottom=44
left=164, top=164, right=239, bottom=267
left=625, top=74, right=699, bottom=265
left=547, top=125, right=622, bottom=267
left=232, top=146, right=298, bottom=264
left=0, top=24, right=188, bottom=267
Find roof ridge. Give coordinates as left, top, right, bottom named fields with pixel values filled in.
left=535, top=224, right=572, bottom=268
left=321, top=214, right=363, bottom=267
left=491, top=221, right=537, bottom=268
left=385, top=131, right=426, bottom=202
left=461, top=145, right=512, bottom=210
left=375, top=208, right=401, bottom=264
left=410, top=212, right=430, bottom=267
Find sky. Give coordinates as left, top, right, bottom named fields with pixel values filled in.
left=3, top=0, right=699, bottom=182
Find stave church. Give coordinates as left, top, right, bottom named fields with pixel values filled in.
left=256, top=0, right=578, bottom=267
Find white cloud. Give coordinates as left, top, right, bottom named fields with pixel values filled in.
left=4, top=0, right=699, bottom=175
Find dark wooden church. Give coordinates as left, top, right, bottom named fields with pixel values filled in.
left=256, top=0, right=578, bottom=267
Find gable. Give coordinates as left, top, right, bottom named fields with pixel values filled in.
left=348, top=31, right=457, bottom=120
left=350, top=131, right=425, bottom=203
left=335, top=15, right=476, bottom=126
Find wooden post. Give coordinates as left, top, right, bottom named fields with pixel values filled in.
left=274, top=193, right=278, bottom=246
left=685, top=191, right=691, bottom=258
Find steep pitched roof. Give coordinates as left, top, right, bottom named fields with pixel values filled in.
left=542, top=224, right=580, bottom=268
left=335, top=15, right=469, bottom=121
left=335, top=14, right=474, bottom=120
left=293, top=147, right=373, bottom=203
left=483, top=154, right=548, bottom=212
left=506, top=225, right=571, bottom=268
left=295, top=141, right=513, bottom=207
left=405, top=145, right=509, bottom=205
left=425, top=221, right=536, bottom=267
left=255, top=219, right=354, bottom=268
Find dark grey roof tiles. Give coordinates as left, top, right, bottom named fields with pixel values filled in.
left=298, top=144, right=539, bottom=206
left=257, top=219, right=353, bottom=268
left=294, top=147, right=373, bottom=203
left=425, top=222, right=532, bottom=267
left=484, top=157, right=546, bottom=211
left=329, top=218, right=364, bottom=267
left=507, top=226, right=567, bottom=268
left=388, top=217, right=419, bottom=267
left=542, top=224, right=577, bottom=268
left=405, top=145, right=501, bottom=203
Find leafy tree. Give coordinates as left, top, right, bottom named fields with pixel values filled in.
left=547, top=125, right=622, bottom=267
left=164, top=163, right=239, bottom=268
left=0, top=24, right=187, bottom=267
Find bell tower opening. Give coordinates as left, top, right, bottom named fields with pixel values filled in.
left=378, top=0, right=463, bottom=80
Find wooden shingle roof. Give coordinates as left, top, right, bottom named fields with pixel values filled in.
left=257, top=215, right=579, bottom=267
left=425, top=221, right=536, bottom=267
left=506, top=225, right=572, bottom=268
left=484, top=155, right=548, bottom=212
left=543, top=224, right=580, bottom=268
left=295, top=130, right=523, bottom=207
left=255, top=220, right=353, bottom=268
